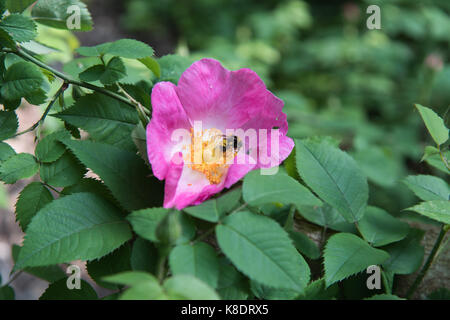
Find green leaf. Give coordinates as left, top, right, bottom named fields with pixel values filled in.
left=324, top=233, right=390, bottom=286
left=54, top=93, right=139, bottom=151
left=425, top=150, right=450, bottom=174
left=87, top=244, right=132, bottom=290
left=127, top=209, right=194, bottom=244
left=0, top=142, right=16, bottom=161
left=35, top=130, right=71, bottom=163
left=79, top=57, right=127, bottom=85
left=297, top=204, right=357, bottom=233
left=40, top=279, right=97, bottom=300
left=382, top=229, right=425, bottom=275
left=62, top=139, right=163, bottom=211
left=288, top=230, right=321, bottom=260
left=406, top=200, right=450, bottom=225
left=157, top=54, right=192, bottom=84
left=415, top=104, right=449, bottom=145
left=404, top=175, right=449, bottom=201
left=119, top=277, right=166, bottom=300
left=78, top=64, right=105, bottom=83
left=105, top=272, right=219, bottom=300
left=40, top=152, right=85, bottom=187
left=358, top=206, right=410, bottom=247
left=250, top=280, right=299, bottom=300
left=421, top=146, right=440, bottom=162
left=0, top=183, right=7, bottom=209
left=101, top=57, right=127, bottom=84
left=122, top=83, right=151, bottom=109
left=130, top=238, right=157, bottom=274
left=0, top=14, right=36, bottom=43
left=216, top=211, right=310, bottom=291
left=183, top=188, right=242, bottom=222
left=5, top=0, right=35, bottom=12
left=364, top=294, right=405, bottom=300
left=103, top=271, right=157, bottom=287
left=132, top=122, right=149, bottom=165
left=15, top=192, right=132, bottom=270
left=296, top=279, right=339, bottom=300
left=163, top=275, right=220, bottom=300
left=12, top=245, right=66, bottom=283
left=0, top=285, right=14, bottom=300
left=243, top=170, right=322, bottom=208
left=32, top=0, right=93, bottom=31
left=295, top=139, right=369, bottom=223
left=0, top=153, right=38, bottom=184
left=0, top=27, right=15, bottom=49
left=77, top=39, right=154, bottom=59
left=138, top=56, right=161, bottom=77
left=169, top=242, right=220, bottom=288
left=126, top=208, right=168, bottom=242
left=0, top=111, right=18, bottom=141
left=61, top=178, right=117, bottom=205
left=1, top=61, right=44, bottom=101
left=15, top=182, right=53, bottom=231
left=216, top=258, right=249, bottom=300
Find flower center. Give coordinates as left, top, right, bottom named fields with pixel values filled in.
left=184, top=128, right=242, bottom=184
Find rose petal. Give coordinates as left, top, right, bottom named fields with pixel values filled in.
left=176, top=58, right=267, bottom=131
left=147, top=81, right=191, bottom=180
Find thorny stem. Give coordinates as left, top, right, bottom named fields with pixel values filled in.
left=406, top=224, right=448, bottom=299
left=1, top=47, right=136, bottom=108
left=229, top=202, right=248, bottom=215
left=117, top=83, right=150, bottom=125
left=44, top=183, right=61, bottom=194
left=11, top=82, right=68, bottom=138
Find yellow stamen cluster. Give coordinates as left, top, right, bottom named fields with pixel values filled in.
left=184, top=128, right=233, bottom=185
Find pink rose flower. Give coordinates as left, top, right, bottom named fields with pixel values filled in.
left=146, top=58, right=294, bottom=209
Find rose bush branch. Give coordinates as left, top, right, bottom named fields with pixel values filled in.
left=1, top=46, right=137, bottom=109
left=11, top=81, right=68, bottom=138
left=406, top=224, right=449, bottom=299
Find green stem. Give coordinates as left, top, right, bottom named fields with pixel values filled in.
left=381, top=270, right=391, bottom=294
left=437, top=146, right=450, bottom=171
left=44, top=183, right=61, bottom=194
left=11, top=81, right=68, bottom=138
left=2, top=47, right=135, bottom=108
left=406, top=224, right=448, bottom=299
left=283, top=204, right=296, bottom=231
left=229, top=202, right=248, bottom=215
left=156, top=245, right=170, bottom=283
left=117, top=83, right=150, bottom=125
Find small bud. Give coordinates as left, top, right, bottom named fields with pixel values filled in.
left=156, top=211, right=182, bottom=245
